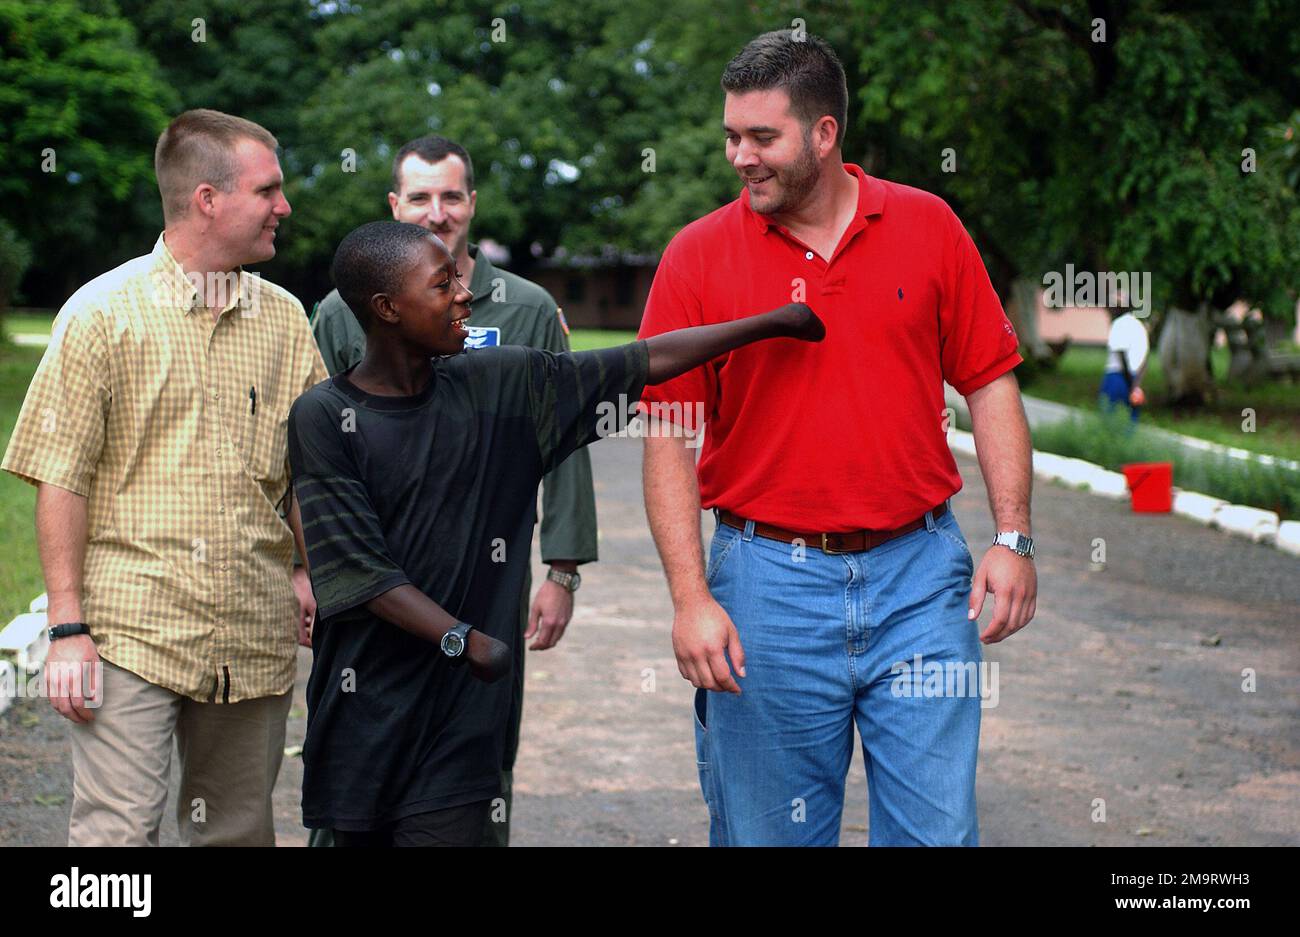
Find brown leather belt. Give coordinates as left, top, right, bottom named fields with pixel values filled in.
left=718, top=502, right=947, bottom=555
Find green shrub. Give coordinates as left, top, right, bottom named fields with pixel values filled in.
left=1031, top=408, right=1300, bottom=519
left=0, top=221, right=32, bottom=311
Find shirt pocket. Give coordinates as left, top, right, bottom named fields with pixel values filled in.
left=237, top=376, right=290, bottom=488
left=243, top=408, right=289, bottom=484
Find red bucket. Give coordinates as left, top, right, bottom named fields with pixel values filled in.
left=1121, top=462, right=1173, bottom=512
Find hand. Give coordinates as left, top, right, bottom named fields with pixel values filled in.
left=526, top=578, right=574, bottom=651
left=466, top=629, right=512, bottom=684
left=672, top=597, right=746, bottom=694
left=968, top=546, right=1037, bottom=644
left=1128, top=386, right=1145, bottom=407
left=292, top=566, right=316, bottom=648
left=772, top=302, right=825, bottom=342
left=44, top=634, right=101, bottom=724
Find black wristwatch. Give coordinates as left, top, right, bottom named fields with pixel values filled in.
left=440, top=621, right=473, bottom=664
left=48, top=622, right=91, bottom=642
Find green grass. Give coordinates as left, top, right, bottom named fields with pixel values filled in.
left=568, top=328, right=637, bottom=351
left=0, top=342, right=47, bottom=624
left=1030, top=406, right=1300, bottom=520
left=1021, top=345, right=1300, bottom=462
left=1, top=308, right=56, bottom=339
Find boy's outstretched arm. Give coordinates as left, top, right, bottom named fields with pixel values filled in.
left=643, top=303, right=824, bottom=384
left=366, top=584, right=511, bottom=683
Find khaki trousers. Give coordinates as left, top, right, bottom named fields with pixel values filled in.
left=68, top=659, right=292, bottom=846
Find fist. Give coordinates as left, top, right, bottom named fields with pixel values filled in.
left=776, top=303, right=825, bottom=342
left=1129, top=386, right=1146, bottom=407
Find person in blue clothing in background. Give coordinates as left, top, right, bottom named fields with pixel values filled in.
left=1100, top=303, right=1150, bottom=423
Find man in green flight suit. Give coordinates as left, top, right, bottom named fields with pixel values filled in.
left=309, top=135, right=594, bottom=847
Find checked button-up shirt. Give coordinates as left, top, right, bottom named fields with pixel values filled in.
left=2, top=233, right=328, bottom=702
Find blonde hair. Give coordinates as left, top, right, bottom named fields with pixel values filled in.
left=154, top=109, right=278, bottom=223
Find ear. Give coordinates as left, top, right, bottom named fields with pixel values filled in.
left=372, top=293, right=400, bottom=328
left=193, top=183, right=219, bottom=220
left=814, top=116, right=839, bottom=158
left=467, top=189, right=477, bottom=219
left=387, top=191, right=400, bottom=219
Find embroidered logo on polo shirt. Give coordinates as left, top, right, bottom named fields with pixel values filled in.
left=464, top=326, right=501, bottom=348
left=898, top=287, right=904, bottom=300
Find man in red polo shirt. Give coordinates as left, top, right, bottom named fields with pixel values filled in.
left=639, top=30, right=1038, bottom=846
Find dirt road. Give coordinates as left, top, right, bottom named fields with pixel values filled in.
left=3, top=439, right=1296, bottom=846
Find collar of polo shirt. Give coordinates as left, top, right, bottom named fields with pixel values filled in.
left=741, top=163, right=888, bottom=235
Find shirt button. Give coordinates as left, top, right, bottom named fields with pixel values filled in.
left=805, top=251, right=814, bottom=261
left=218, top=506, right=225, bottom=514
left=213, top=391, right=220, bottom=400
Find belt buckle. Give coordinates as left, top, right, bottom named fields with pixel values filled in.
left=820, top=532, right=846, bottom=555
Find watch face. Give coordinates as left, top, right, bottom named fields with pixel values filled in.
left=995, top=533, right=1034, bottom=557
left=442, top=632, right=465, bottom=657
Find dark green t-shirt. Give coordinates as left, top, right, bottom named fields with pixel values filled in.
left=287, top=342, right=647, bottom=830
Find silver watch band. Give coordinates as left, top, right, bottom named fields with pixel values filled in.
left=992, top=531, right=1035, bottom=558
left=547, top=568, right=580, bottom=592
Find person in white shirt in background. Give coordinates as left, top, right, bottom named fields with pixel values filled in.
left=1100, top=304, right=1150, bottom=423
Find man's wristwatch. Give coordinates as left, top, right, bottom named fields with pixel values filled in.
left=546, top=568, right=581, bottom=592
left=992, top=531, right=1036, bottom=559
left=48, top=622, right=91, bottom=642
left=440, top=621, right=473, bottom=663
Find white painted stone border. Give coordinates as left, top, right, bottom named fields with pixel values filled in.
left=948, top=429, right=1298, bottom=558
left=0, top=595, right=49, bottom=715
left=0, top=660, right=13, bottom=716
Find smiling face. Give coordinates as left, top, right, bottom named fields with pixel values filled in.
left=209, top=138, right=291, bottom=265
left=724, top=88, right=822, bottom=216
left=388, top=153, right=477, bottom=260
left=377, top=235, right=474, bottom=357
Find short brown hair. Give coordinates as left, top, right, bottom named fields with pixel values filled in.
left=154, top=109, right=279, bottom=222
left=391, top=135, right=475, bottom=194
left=721, top=30, right=848, bottom=147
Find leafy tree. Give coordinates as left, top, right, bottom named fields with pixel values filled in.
left=0, top=219, right=32, bottom=315
left=0, top=0, right=176, bottom=304
left=849, top=0, right=1300, bottom=400
left=278, top=0, right=856, bottom=292
left=113, top=0, right=333, bottom=163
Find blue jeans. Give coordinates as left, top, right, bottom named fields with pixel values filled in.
left=695, top=501, right=983, bottom=846
left=1099, top=370, right=1139, bottom=424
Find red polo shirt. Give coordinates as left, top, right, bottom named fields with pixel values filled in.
left=637, top=163, right=1022, bottom=532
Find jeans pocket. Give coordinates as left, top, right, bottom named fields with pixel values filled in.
left=693, top=685, right=708, bottom=733
left=705, top=523, right=742, bottom=588
left=937, top=512, right=975, bottom=576
left=693, top=688, right=722, bottom=824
